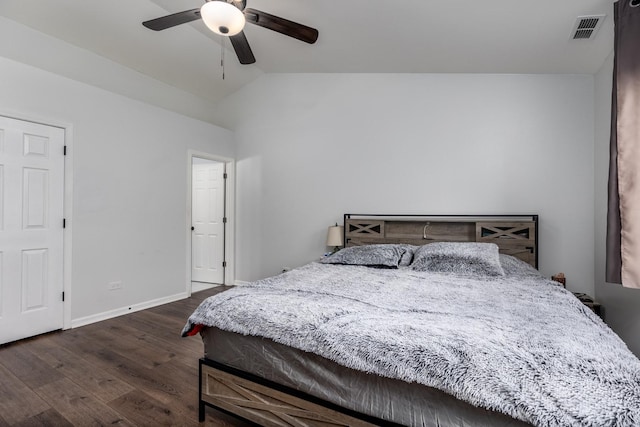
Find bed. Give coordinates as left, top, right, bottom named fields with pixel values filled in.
left=183, top=214, right=640, bottom=427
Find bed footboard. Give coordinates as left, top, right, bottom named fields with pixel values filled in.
left=199, top=358, right=392, bottom=427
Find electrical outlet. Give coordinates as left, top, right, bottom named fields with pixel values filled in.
left=108, top=281, right=123, bottom=290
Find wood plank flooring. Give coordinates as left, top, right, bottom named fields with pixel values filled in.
left=0, top=287, right=251, bottom=426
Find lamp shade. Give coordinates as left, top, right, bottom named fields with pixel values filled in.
left=326, top=225, right=344, bottom=247
left=200, top=1, right=246, bottom=36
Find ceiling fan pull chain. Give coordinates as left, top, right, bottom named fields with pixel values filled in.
left=221, top=36, right=226, bottom=80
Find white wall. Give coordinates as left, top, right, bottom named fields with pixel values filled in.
left=0, top=54, right=234, bottom=325
left=224, top=74, right=596, bottom=289
left=594, top=52, right=640, bottom=356
left=0, top=16, right=223, bottom=126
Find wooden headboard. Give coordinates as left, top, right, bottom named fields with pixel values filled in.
left=344, top=214, right=538, bottom=269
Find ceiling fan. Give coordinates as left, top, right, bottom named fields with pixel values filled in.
left=142, top=0, right=319, bottom=65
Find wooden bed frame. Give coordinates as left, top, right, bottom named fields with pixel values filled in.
left=199, top=358, right=396, bottom=426
left=198, top=214, right=539, bottom=426
left=344, top=214, right=538, bottom=268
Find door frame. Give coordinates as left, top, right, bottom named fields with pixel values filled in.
left=0, top=111, right=73, bottom=331
left=186, top=150, right=235, bottom=295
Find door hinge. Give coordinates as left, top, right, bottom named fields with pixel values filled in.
left=63, top=146, right=67, bottom=155
left=223, top=217, right=227, bottom=224
left=222, top=261, right=227, bottom=268
left=63, top=218, right=66, bottom=228
left=223, top=173, right=228, bottom=179
left=62, top=291, right=65, bottom=302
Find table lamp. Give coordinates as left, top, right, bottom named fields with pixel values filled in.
left=326, top=224, right=344, bottom=254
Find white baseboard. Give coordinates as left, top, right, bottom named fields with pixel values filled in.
left=70, top=291, right=189, bottom=329
left=234, top=280, right=250, bottom=286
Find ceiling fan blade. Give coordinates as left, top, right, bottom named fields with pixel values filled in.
left=229, top=31, right=256, bottom=64
left=244, top=8, right=318, bottom=44
left=142, top=9, right=201, bottom=31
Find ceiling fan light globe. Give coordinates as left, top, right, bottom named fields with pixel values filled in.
left=201, top=1, right=246, bottom=36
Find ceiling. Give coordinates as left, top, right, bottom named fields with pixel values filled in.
left=0, top=0, right=615, bottom=108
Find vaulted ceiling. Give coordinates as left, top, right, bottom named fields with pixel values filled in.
left=0, top=0, right=614, bottom=118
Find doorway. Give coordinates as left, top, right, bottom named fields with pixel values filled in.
left=190, top=155, right=231, bottom=292
left=0, top=115, right=65, bottom=344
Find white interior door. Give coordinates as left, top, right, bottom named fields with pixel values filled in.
left=0, top=116, right=65, bottom=345
left=192, top=159, right=225, bottom=284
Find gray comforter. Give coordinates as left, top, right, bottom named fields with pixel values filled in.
left=183, top=258, right=640, bottom=426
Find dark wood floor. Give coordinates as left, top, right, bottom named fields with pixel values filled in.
left=0, top=287, right=252, bottom=426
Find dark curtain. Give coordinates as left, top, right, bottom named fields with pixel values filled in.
left=606, top=4, right=622, bottom=284
left=607, top=0, right=640, bottom=288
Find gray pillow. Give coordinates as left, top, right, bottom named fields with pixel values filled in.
left=499, top=254, right=540, bottom=277
left=320, top=244, right=407, bottom=269
left=411, top=242, right=505, bottom=276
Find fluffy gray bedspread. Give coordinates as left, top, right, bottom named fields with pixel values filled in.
left=183, top=261, right=640, bottom=426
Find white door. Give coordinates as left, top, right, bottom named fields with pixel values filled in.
left=192, top=159, right=225, bottom=284
left=0, top=116, right=65, bottom=345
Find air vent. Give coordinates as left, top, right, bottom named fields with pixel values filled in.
left=570, top=15, right=605, bottom=40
